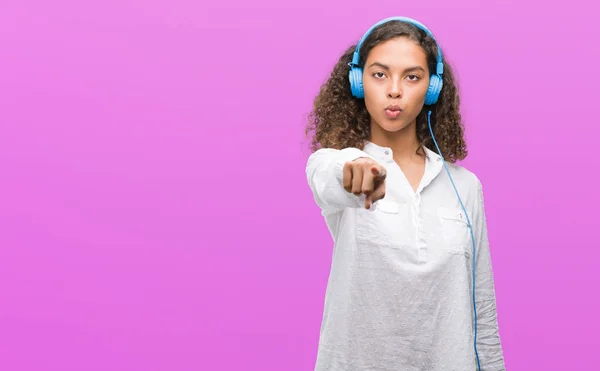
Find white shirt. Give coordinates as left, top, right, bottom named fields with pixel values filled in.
left=305, top=141, right=506, bottom=371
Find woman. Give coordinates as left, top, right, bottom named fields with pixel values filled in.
left=305, top=16, right=506, bottom=371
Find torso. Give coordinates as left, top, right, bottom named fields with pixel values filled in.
left=313, top=143, right=488, bottom=371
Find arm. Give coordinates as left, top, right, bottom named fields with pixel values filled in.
left=305, top=147, right=375, bottom=216
left=473, top=178, right=506, bottom=370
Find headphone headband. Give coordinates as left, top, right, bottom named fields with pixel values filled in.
left=349, top=16, right=444, bottom=75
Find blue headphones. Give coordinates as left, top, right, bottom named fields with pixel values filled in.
left=348, top=16, right=444, bottom=106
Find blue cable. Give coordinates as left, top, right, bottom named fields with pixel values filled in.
left=427, top=110, right=482, bottom=371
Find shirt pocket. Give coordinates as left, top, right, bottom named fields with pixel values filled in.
left=437, top=207, right=473, bottom=256
left=356, top=200, right=409, bottom=249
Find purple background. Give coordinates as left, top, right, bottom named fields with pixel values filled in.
left=1, top=0, right=599, bottom=370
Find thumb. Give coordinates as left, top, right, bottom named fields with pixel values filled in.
left=371, top=165, right=386, bottom=179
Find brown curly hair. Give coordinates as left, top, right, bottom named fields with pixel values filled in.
left=305, top=20, right=467, bottom=163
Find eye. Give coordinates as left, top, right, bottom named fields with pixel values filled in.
left=407, top=74, right=421, bottom=81
left=372, top=72, right=386, bottom=79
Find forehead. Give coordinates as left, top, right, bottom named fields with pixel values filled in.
left=364, top=37, right=427, bottom=67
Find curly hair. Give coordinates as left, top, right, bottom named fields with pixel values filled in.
left=305, top=20, right=467, bottom=163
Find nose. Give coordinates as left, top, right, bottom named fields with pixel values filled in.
left=387, top=78, right=402, bottom=99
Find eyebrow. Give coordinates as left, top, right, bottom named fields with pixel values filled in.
left=367, top=62, right=426, bottom=73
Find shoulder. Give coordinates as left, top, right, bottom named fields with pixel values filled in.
left=443, top=161, right=483, bottom=195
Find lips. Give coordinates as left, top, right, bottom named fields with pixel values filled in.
left=385, top=105, right=403, bottom=119
left=385, top=105, right=402, bottom=111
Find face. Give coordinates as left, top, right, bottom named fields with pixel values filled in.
left=362, top=36, right=430, bottom=135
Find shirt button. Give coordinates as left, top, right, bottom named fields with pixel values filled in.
left=384, top=150, right=390, bottom=155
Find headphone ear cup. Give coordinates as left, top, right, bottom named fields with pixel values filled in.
left=348, top=67, right=364, bottom=98
left=425, top=74, right=443, bottom=105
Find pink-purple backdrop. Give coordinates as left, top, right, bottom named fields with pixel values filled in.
left=1, top=0, right=599, bottom=370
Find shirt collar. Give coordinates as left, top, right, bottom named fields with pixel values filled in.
left=363, top=140, right=443, bottom=165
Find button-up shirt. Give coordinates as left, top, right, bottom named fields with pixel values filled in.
left=305, top=141, right=506, bottom=371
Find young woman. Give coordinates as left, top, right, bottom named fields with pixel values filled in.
left=305, top=17, right=506, bottom=371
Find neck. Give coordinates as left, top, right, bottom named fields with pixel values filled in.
left=369, top=120, right=424, bottom=164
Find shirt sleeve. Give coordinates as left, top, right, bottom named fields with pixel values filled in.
left=305, top=147, right=377, bottom=216
left=472, top=177, right=507, bottom=370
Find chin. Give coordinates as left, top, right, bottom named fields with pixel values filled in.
left=377, top=119, right=410, bottom=133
